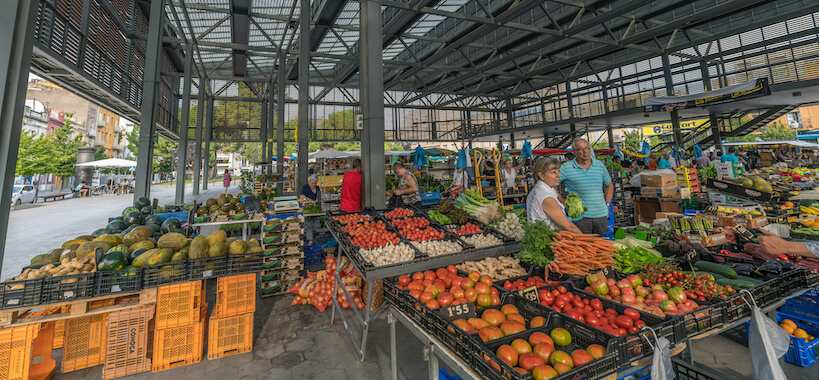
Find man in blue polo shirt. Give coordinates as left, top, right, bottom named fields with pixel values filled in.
left=560, top=139, right=614, bottom=234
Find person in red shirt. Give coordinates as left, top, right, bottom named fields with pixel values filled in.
left=340, top=159, right=362, bottom=212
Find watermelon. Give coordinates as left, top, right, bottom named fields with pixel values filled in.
left=107, top=220, right=126, bottom=234
left=98, top=251, right=128, bottom=271
left=134, top=197, right=151, bottom=210
left=161, top=218, right=181, bottom=233
left=145, top=215, right=162, bottom=226
left=122, top=207, right=139, bottom=218
left=124, top=211, right=145, bottom=227
left=147, top=223, right=161, bottom=234
left=91, top=228, right=108, bottom=238
left=130, top=248, right=148, bottom=263
left=140, top=206, right=152, bottom=215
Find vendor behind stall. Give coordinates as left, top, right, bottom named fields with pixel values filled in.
left=500, top=158, right=523, bottom=189
left=526, top=158, right=582, bottom=233
left=300, top=174, right=321, bottom=203
left=391, top=161, right=421, bottom=207
left=340, top=159, right=362, bottom=212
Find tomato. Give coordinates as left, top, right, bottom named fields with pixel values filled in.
left=589, top=299, right=603, bottom=311
left=623, top=308, right=641, bottom=322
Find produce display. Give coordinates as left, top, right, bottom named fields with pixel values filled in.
left=579, top=273, right=706, bottom=318
left=539, top=285, right=648, bottom=336
left=344, top=221, right=400, bottom=249
left=396, top=266, right=501, bottom=309
left=516, top=221, right=554, bottom=267
left=8, top=256, right=96, bottom=285
left=496, top=212, right=524, bottom=241
left=398, top=225, right=445, bottom=242
left=462, top=233, right=504, bottom=248
left=667, top=215, right=714, bottom=231
left=195, top=193, right=254, bottom=219
left=545, top=231, right=616, bottom=275
left=483, top=328, right=606, bottom=376
left=291, top=257, right=366, bottom=311
left=333, top=214, right=373, bottom=224
left=413, top=240, right=462, bottom=257
left=391, top=217, right=430, bottom=229
left=428, top=210, right=452, bottom=225
left=359, top=243, right=415, bottom=266
left=455, top=305, right=543, bottom=342
left=384, top=208, right=415, bottom=219
left=454, top=192, right=504, bottom=224
left=447, top=223, right=483, bottom=235
left=456, top=257, right=527, bottom=281
left=501, top=276, right=555, bottom=291
left=780, top=317, right=816, bottom=342
left=434, top=199, right=470, bottom=224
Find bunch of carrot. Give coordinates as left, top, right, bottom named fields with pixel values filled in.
left=545, top=231, right=617, bottom=275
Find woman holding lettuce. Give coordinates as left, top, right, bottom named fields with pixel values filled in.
left=526, top=158, right=582, bottom=234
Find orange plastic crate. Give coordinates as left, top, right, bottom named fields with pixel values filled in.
left=207, top=313, right=253, bottom=360
left=0, top=324, right=40, bottom=380
left=29, top=322, right=56, bottom=380
left=61, top=313, right=107, bottom=373
left=155, top=281, right=204, bottom=330
left=152, top=307, right=206, bottom=372
left=212, top=274, right=256, bottom=318
left=103, top=305, right=154, bottom=380
left=52, top=320, right=65, bottom=349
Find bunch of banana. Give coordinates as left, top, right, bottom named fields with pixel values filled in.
left=801, top=206, right=819, bottom=216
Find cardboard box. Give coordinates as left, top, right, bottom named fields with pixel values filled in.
left=679, top=228, right=727, bottom=247
left=641, top=186, right=681, bottom=198
left=656, top=212, right=684, bottom=220
left=760, top=151, right=774, bottom=161
left=642, top=173, right=677, bottom=188
left=732, top=214, right=768, bottom=228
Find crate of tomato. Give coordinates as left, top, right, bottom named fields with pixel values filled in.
left=497, top=276, right=555, bottom=292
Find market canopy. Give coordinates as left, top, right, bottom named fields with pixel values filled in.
left=423, top=148, right=455, bottom=156
left=508, top=148, right=570, bottom=156
left=721, top=140, right=819, bottom=148
left=75, top=158, right=138, bottom=168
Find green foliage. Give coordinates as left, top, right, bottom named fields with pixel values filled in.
left=239, top=171, right=256, bottom=194
left=758, top=122, right=796, bottom=141
left=622, top=129, right=643, bottom=152
left=48, top=119, right=85, bottom=178
left=126, top=124, right=140, bottom=158
left=516, top=220, right=554, bottom=266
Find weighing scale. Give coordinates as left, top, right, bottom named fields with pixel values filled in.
left=273, top=196, right=300, bottom=211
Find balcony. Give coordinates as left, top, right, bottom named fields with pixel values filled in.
left=114, top=124, right=123, bottom=133
left=93, top=139, right=105, bottom=147
left=113, top=143, right=125, bottom=151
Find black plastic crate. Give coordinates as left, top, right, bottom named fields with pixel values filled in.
left=672, top=358, right=722, bottom=380
left=42, top=272, right=95, bottom=304
left=469, top=311, right=621, bottom=380
left=228, top=251, right=264, bottom=275
left=0, top=278, right=43, bottom=309
left=188, top=255, right=228, bottom=280
left=93, top=268, right=142, bottom=296
left=724, top=269, right=810, bottom=324
left=142, top=260, right=188, bottom=288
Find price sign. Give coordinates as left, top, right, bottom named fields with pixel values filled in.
left=733, top=225, right=755, bottom=241
left=598, top=265, right=617, bottom=280
left=684, top=250, right=699, bottom=262
left=439, top=302, right=476, bottom=323
left=519, top=286, right=540, bottom=303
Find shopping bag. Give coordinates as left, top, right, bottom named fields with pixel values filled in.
left=748, top=302, right=789, bottom=380
left=649, top=337, right=675, bottom=380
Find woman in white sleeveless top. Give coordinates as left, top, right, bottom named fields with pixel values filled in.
left=526, top=158, right=582, bottom=233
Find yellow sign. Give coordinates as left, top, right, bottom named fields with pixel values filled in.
left=641, top=119, right=709, bottom=137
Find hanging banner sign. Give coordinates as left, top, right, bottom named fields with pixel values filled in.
left=644, top=78, right=770, bottom=112
left=641, top=119, right=709, bottom=137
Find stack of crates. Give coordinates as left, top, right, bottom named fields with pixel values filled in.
left=676, top=166, right=700, bottom=193
left=152, top=281, right=206, bottom=372
left=0, top=323, right=40, bottom=380
left=260, top=212, right=305, bottom=297
left=610, top=168, right=634, bottom=227
left=208, top=274, right=255, bottom=360
left=304, top=242, right=322, bottom=266
left=61, top=313, right=108, bottom=373
left=103, top=305, right=154, bottom=379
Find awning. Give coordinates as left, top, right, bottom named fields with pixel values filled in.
left=722, top=140, right=819, bottom=148
left=508, top=148, right=570, bottom=156
left=798, top=131, right=819, bottom=140
left=644, top=78, right=770, bottom=112
left=75, top=158, right=138, bottom=168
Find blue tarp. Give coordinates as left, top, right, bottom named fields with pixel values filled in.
left=413, top=145, right=428, bottom=167
left=522, top=141, right=533, bottom=158
left=641, top=142, right=651, bottom=163
left=456, top=149, right=467, bottom=169
left=694, top=144, right=703, bottom=158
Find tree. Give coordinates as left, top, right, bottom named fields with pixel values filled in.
left=126, top=124, right=140, bottom=158
left=622, top=129, right=643, bottom=152
left=15, top=131, right=49, bottom=202
left=152, top=137, right=178, bottom=174
left=46, top=117, right=85, bottom=190
left=94, top=147, right=109, bottom=161
left=758, top=122, right=796, bottom=141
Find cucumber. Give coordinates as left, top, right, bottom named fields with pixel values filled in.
left=717, top=278, right=757, bottom=289
left=733, top=274, right=763, bottom=285
left=694, top=261, right=737, bottom=279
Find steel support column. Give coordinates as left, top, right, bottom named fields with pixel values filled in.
left=710, top=113, right=722, bottom=151
left=607, top=126, right=614, bottom=149
left=277, top=53, right=286, bottom=193
left=175, top=44, right=193, bottom=204
left=662, top=55, right=683, bottom=148
left=267, top=80, right=275, bottom=177
left=260, top=94, right=268, bottom=168
left=193, top=90, right=204, bottom=195
left=203, top=95, right=214, bottom=190
left=134, top=0, right=165, bottom=200
left=0, top=0, right=38, bottom=274
left=506, top=98, right=514, bottom=130
left=297, top=0, right=310, bottom=189
left=360, top=0, right=386, bottom=209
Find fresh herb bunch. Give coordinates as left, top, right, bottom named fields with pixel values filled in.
left=515, top=220, right=554, bottom=266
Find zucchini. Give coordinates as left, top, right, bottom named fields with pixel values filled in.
left=716, top=278, right=757, bottom=289
left=699, top=271, right=728, bottom=280
left=733, top=274, right=763, bottom=285
left=694, top=261, right=737, bottom=279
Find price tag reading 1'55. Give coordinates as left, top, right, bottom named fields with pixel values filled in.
left=519, top=286, right=540, bottom=303
left=439, top=302, right=476, bottom=322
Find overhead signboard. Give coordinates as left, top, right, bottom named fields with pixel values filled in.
left=641, top=119, right=709, bottom=137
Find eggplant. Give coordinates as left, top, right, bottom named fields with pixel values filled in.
left=731, top=263, right=756, bottom=277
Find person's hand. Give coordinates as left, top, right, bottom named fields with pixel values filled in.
left=758, top=228, right=791, bottom=256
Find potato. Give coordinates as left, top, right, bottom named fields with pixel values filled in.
left=43, top=264, right=55, bottom=271
left=17, top=272, right=28, bottom=280
left=67, top=261, right=84, bottom=270
left=61, top=258, right=70, bottom=265
left=81, top=264, right=94, bottom=271
left=9, top=284, right=23, bottom=290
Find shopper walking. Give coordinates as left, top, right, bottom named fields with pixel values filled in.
left=526, top=158, right=582, bottom=233
left=658, top=152, right=673, bottom=169
left=340, top=159, right=362, bottom=212
left=223, top=169, right=231, bottom=192
left=721, top=147, right=740, bottom=164
left=448, top=168, right=465, bottom=197
left=391, top=161, right=421, bottom=207
left=559, top=138, right=613, bottom=235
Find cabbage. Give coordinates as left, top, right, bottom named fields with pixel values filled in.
left=565, top=193, right=587, bottom=219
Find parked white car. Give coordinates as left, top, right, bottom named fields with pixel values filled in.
left=11, top=185, right=36, bottom=205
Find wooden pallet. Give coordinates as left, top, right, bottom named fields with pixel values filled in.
left=0, top=288, right=157, bottom=328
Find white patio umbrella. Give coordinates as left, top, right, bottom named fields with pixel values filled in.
left=75, top=158, right=138, bottom=169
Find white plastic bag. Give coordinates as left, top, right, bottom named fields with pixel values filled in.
left=650, top=337, right=676, bottom=380
left=748, top=305, right=790, bottom=380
